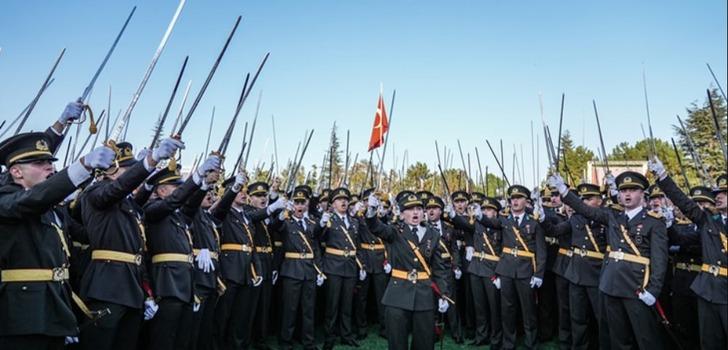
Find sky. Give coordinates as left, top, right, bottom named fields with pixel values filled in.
left=1, top=0, right=726, bottom=187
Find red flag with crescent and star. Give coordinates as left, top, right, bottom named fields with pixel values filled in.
left=368, top=93, right=389, bottom=151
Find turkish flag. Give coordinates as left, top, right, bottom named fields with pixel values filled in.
left=368, top=93, right=389, bottom=151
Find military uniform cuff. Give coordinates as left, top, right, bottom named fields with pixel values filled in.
left=68, top=161, right=92, bottom=187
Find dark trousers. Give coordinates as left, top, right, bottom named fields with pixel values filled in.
left=470, top=274, right=502, bottom=349
left=443, top=276, right=463, bottom=341
left=538, top=270, right=558, bottom=342
left=80, top=300, right=143, bottom=350
left=501, top=276, right=538, bottom=350
left=148, top=298, right=194, bottom=350
left=279, top=277, right=316, bottom=350
left=554, top=274, right=572, bottom=349
left=460, top=271, right=476, bottom=334
left=252, top=278, right=273, bottom=346
left=354, top=272, right=388, bottom=336
left=603, top=293, right=663, bottom=350
left=0, top=335, right=64, bottom=350
left=384, top=306, right=434, bottom=350
left=697, top=297, right=728, bottom=350
left=671, top=293, right=698, bottom=350
left=569, top=283, right=601, bottom=350
left=324, top=275, right=355, bottom=344
left=190, top=288, right=218, bottom=350
left=214, top=282, right=260, bottom=350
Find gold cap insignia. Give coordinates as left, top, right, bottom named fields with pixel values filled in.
left=624, top=177, right=632, bottom=183
left=35, top=140, right=49, bottom=152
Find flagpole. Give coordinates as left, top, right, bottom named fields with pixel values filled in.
left=376, top=89, right=396, bottom=189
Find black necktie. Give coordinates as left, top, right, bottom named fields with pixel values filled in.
left=297, top=220, right=304, bottom=230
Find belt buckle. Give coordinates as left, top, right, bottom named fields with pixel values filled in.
left=343, top=249, right=351, bottom=257
left=407, top=270, right=418, bottom=284
left=300, top=252, right=307, bottom=259
left=187, top=255, right=194, bottom=264
left=134, top=254, right=143, bottom=266
left=511, top=247, right=519, bottom=257
left=709, top=265, right=720, bottom=277
left=369, top=243, right=375, bottom=250
left=52, top=267, right=65, bottom=282
left=578, top=248, right=586, bottom=258
left=612, top=251, right=624, bottom=261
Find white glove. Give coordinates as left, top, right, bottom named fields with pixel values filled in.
left=316, top=274, right=325, bottom=286
left=252, top=276, right=263, bottom=287
left=383, top=262, right=392, bottom=274
left=59, top=100, right=84, bottom=124
left=438, top=298, right=449, bottom=313
left=65, top=336, right=79, bottom=345
left=530, top=276, right=543, bottom=289
left=605, top=173, right=618, bottom=196
left=195, top=249, right=215, bottom=273
left=669, top=245, right=680, bottom=253
left=82, top=146, right=116, bottom=169
left=136, top=147, right=151, bottom=161
left=231, top=172, right=248, bottom=193
left=465, top=246, right=474, bottom=261
left=470, top=204, right=483, bottom=220
left=536, top=205, right=546, bottom=222
left=662, top=206, right=674, bottom=228
left=648, top=157, right=667, bottom=180
left=267, top=197, right=287, bottom=215
left=547, top=174, right=568, bottom=195
left=366, top=195, right=380, bottom=218
left=359, top=269, right=367, bottom=281
left=354, top=201, right=364, bottom=214
left=152, top=138, right=185, bottom=162
left=530, top=186, right=541, bottom=204
left=320, top=212, right=331, bottom=227
left=193, top=302, right=201, bottom=312
left=195, top=156, right=221, bottom=183
left=144, top=299, right=159, bottom=320
left=492, top=277, right=501, bottom=289
left=638, top=290, right=656, bottom=306
left=454, top=268, right=462, bottom=280
left=272, top=270, right=279, bottom=285
left=445, top=204, right=456, bottom=218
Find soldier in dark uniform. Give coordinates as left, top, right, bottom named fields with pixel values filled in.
left=75, top=139, right=182, bottom=350
left=353, top=188, right=389, bottom=340
left=211, top=172, right=284, bottom=350
left=466, top=185, right=546, bottom=350
left=269, top=187, right=324, bottom=350
left=143, top=155, right=221, bottom=350
left=650, top=158, right=727, bottom=350
left=549, top=170, right=667, bottom=349
left=541, top=183, right=609, bottom=350
left=318, top=187, right=365, bottom=349
left=426, top=195, right=464, bottom=343
left=666, top=186, right=707, bottom=350
left=449, top=196, right=503, bottom=348
left=447, top=190, right=472, bottom=339
left=364, top=192, right=452, bottom=350
left=0, top=129, right=115, bottom=348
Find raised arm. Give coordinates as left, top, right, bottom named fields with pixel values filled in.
left=143, top=177, right=200, bottom=222
left=657, top=175, right=708, bottom=226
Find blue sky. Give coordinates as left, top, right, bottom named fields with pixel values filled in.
left=1, top=0, right=725, bottom=186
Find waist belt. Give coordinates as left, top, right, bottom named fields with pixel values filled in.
left=325, top=247, right=357, bottom=257
left=545, top=236, right=559, bottom=245
left=152, top=253, right=193, bottom=264
left=255, top=246, right=273, bottom=254
left=502, top=246, right=535, bottom=258
left=558, top=248, right=574, bottom=257
left=572, top=247, right=604, bottom=260
left=285, top=252, right=314, bottom=259
left=674, top=262, right=701, bottom=273
left=220, top=243, right=252, bottom=252
left=473, top=251, right=500, bottom=262
left=391, top=268, right=429, bottom=283
left=608, top=251, right=650, bottom=265
left=1, top=267, right=69, bottom=282
left=360, top=243, right=386, bottom=251
left=192, top=249, right=219, bottom=260
left=701, top=264, right=728, bottom=277
left=92, top=250, right=143, bottom=265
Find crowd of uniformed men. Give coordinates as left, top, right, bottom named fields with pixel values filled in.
left=0, top=100, right=726, bottom=350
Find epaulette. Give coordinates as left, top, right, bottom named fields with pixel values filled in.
left=530, top=213, right=540, bottom=221
left=647, top=211, right=663, bottom=220
left=609, top=203, right=624, bottom=212
left=675, top=217, right=692, bottom=225
left=443, top=221, right=453, bottom=228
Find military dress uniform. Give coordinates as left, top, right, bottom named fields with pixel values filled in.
left=544, top=183, right=609, bottom=350
left=353, top=189, right=389, bottom=339
left=478, top=185, right=547, bottom=350
left=538, top=190, right=562, bottom=345
left=658, top=174, right=728, bottom=350
left=269, top=189, right=323, bottom=350
left=667, top=211, right=701, bottom=350
left=210, top=179, right=268, bottom=350
left=144, top=166, right=204, bottom=350
left=0, top=132, right=95, bottom=349
left=562, top=172, right=667, bottom=349
left=365, top=194, right=451, bottom=350
left=449, top=190, right=474, bottom=338
left=450, top=196, right=503, bottom=348
left=75, top=143, right=154, bottom=350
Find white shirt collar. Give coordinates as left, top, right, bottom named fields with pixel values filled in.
left=625, top=206, right=643, bottom=221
